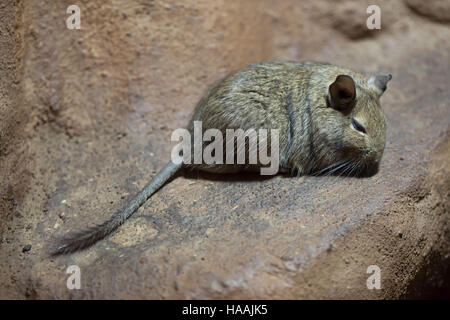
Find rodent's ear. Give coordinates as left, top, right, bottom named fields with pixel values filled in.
left=368, top=73, right=392, bottom=96
left=328, top=75, right=356, bottom=113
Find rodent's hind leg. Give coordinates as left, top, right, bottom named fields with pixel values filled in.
left=278, top=166, right=289, bottom=174
left=278, top=164, right=304, bottom=177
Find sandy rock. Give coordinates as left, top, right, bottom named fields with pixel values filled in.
left=0, top=0, right=449, bottom=299
left=406, top=0, right=450, bottom=22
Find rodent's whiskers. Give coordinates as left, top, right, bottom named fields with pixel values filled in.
left=325, top=162, right=349, bottom=177
left=331, top=160, right=353, bottom=181
left=313, top=160, right=351, bottom=177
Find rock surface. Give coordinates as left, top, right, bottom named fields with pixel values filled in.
left=0, top=0, right=449, bottom=299
left=406, top=0, right=450, bottom=22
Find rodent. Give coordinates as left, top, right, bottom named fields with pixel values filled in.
left=50, top=61, right=391, bottom=255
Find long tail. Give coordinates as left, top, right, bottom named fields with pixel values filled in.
left=50, top=161, right=182, bottom=255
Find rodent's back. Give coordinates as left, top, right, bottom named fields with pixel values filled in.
left=189, top=62, right=313, bottom=171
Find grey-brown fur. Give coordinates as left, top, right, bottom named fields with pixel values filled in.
left=51, top=61, right=391, bottom=255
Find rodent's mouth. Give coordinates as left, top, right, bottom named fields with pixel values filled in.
left=357, top=161, right=380, bottom=177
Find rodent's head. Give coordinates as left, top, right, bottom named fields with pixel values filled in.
left=313, top=72, right=391, bottom=176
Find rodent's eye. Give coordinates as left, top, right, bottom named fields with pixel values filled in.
left=351, top=118, right=367, bottom=134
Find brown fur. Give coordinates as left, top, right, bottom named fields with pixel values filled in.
left=189, top=61, right=390, bottom=175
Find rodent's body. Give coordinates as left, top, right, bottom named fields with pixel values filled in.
left=189, top=61, right=387, bottom=174
left=51, top=61, right=391, bottom=255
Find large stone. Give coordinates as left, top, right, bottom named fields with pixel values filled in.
left=0, top=0, right=448, bottom=299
